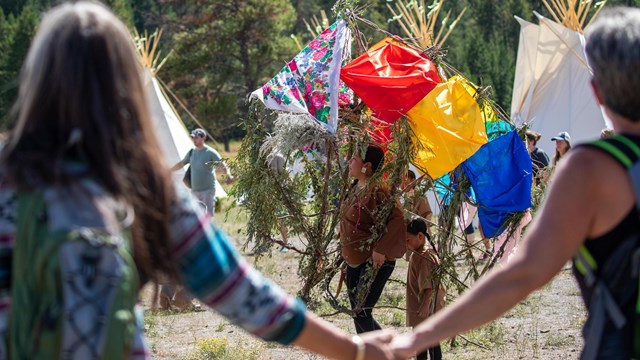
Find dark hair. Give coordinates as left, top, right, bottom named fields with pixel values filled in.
left=525, top=130, right=541, bottom=145
left=553, top=141, right=572, bottom=167
left=364, top=145, right=385, bottom=174
left=406, top=169, right=417, bottom=181
left=407, top=218, right=428, bottom=235
left=586, top=7, right=640, bottom=122
left=2, top=2, right=178, bottom=282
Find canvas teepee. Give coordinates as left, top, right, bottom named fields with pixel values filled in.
left=135, top=31, right=228, bottom=199
left=511, top=1, right=607, bottom=156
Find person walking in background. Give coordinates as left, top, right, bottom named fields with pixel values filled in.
left=340, top=144, right=407, bottom=334
left=0, top=3, right=397, bottom=359
left=405, top=219, right=446, bottom=360
left=525, top=130, right=550, bottom=186
left=172, top=128, right=233, bottom=217
left=391, top=7, right=640, bottom=359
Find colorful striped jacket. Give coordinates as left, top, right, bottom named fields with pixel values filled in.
left=0, top=181, right=306, bottom=359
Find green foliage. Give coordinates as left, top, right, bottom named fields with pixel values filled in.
left=232, top=94, right=416, bottom=307
left=104, top=0, right=134, bottom=27
left=2, top=0, right=626, bottom=133
left=0, top=0, right=136, bottom=126
left=0, top=8, right=14, bottom=122
left=0, top=1, right=39, bottom=127
left=158, top=0, right=297, bottom=146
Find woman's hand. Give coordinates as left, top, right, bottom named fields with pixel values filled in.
left=389, top=333, right=417, bottom=359
left=372, top=251, right=385, bottom=268
left=359, top=330, right=397, bottom=360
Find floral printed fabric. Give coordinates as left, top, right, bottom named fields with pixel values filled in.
left=251, top=20, right=352, bottom=134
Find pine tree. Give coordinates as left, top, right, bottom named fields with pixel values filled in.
left=0, top=8, right=14, bottom=122
left=0, top=1, right=39, bottom=127
left=159, top=0, right=298, bottom=149
left=104, top=0, right=135, bottom=28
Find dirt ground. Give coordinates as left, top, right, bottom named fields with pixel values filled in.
left=141, top=225, right=586, bottom=360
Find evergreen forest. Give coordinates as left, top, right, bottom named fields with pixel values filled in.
left=1, top=0, right=638, bottom=145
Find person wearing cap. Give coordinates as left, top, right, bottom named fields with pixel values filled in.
left=550, top=131, right=572, bottom=168
left=171, top=128, right=233, bottom=217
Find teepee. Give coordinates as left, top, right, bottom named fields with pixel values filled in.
left=511, top=1, right=607, bottom=156
left=135, top=30, right=227, bottom=198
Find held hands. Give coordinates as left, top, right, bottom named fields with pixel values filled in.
left=357, top=331, right=420, bottom=360
left=372, top=251, right=386, bottom=268
left=389, top=333, right=418, bottom=359
left=355, top=330, right=395, bottom=360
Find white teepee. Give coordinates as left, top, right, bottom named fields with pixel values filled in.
left=511, top=13, right=607, bottom=156
left=143, top=72, right=228, bottom=199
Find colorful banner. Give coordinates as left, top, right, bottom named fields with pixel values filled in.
left=340, top=39, right=441, bottom=123
left=251, top=20, right=352, bottom=133
left=409, top=76, right=489, bottom=179
left=461, top=130, right=532, bottom=237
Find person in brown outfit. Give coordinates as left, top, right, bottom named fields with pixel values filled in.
left=401, top=170, right=433, bottom=226
left=339, top=145, right=406, bottom=333
left=406, top=218, right=446, bottom=360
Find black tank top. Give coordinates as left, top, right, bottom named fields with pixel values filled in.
left=570, top=141, right=640, bottom=358
left=574, top=134, right=640, bottom=273
left=582, top=207, right=639, bottom=268
left=571, top=137, right=640, bottom=302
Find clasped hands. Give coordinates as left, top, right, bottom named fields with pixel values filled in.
left=353, top=330, right=423, bottom=360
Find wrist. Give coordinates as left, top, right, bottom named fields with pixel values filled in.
left=351, top=335, right=365, bottom=360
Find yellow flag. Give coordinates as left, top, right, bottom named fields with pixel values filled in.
left=408, top=75, right=488, bottom=178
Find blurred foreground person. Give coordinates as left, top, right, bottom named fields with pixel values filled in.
left=392, top=7, right=640, bottom=360
left=0, top=3, right=394, bottom=359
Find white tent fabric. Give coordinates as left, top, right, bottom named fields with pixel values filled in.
left=143, top=70, right=228, bottom=198
left=511, top=14, right=606, bottom=156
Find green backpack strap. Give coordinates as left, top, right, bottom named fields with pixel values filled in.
left=575, top=135, right=640, bottom=359
left=9, top=189, right=139, bottom=359
left=9, top=192, right=62, bottom=359
left=575, top=135, right=640, bottom=272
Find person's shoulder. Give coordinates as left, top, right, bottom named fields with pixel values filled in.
left=204, top=145, right=222, bottom=156
left=534, top=147, right=548, bottom=157
left=558, top=146, right=626, bottom=188
left=411, top=246, right=436, bottom=263
left=566, top=145, right=622, bottom=169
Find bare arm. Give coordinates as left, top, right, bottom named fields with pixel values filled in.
left=393, top=148, right=612, bottom=356
left=170, top=162, right=184, bottom=171
left=294, top=314, right=394, bottom=360
left=172, top=150, right=191, bottom=171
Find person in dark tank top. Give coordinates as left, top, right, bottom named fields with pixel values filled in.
left=390, top=7, right=640, bottom=359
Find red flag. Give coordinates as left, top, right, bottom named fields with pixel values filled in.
left=340, top=39, right=441, bottom=123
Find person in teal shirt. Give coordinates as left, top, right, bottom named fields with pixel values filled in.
left=173, top=128, right=233, bottom=217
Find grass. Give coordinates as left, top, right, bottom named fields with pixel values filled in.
left=182, top=336, right=263, bottom=360
left=144, top=143, right=586, bottom=358
left=544, top=333, right=576, bottom=347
